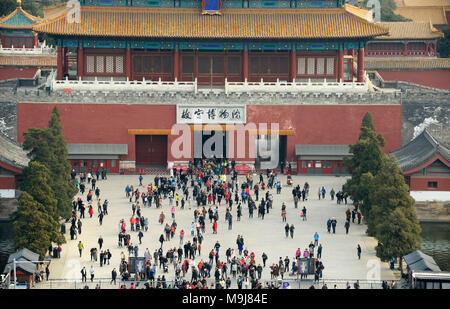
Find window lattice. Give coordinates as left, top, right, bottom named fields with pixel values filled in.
left=96, top=56, right=104, bottom=73
left=86, top=56, right=95, bottom=73
left=326, top=57, right=335, bottom=75
left=106, top=56, right=114, bottom=73
left=316, top=58, right=325, bottom=75
left=116, top=56, right=123, bottom=73
left=307, top=58, right=315, bottom=75
left=297, top=57, right=306, bottom=75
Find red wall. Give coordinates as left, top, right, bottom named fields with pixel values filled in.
left=246, top=104, right=402, bottom=162
left=377, top=70, right=450, bottom=90
left=410, top=177, right=450, bottom=191
left=17, top=103, right=402, bottom=163
left=0, top=176, right=15, bottom=189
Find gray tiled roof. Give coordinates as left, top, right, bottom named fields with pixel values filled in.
left=3, top=248, right=40, bottom=275
left=390, top=129, right=450, bottom=172
left=0, top=134, right=29, bottom=170
left=67, top=144, right=128, bottom=155
left=7, top=248, right=40, bottom=264
left=295, top=145, right=351, bottom=156
left=403, top=250, right=441, bottom=272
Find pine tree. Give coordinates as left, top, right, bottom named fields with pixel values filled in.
left=22, top=107, right=76, bottom=219
left=47, top=106, right=77, bottom=219
left=363, top=156, right=417, bottom=236
left=376, top=207, right=422, bottom=274
left=13, top=192, right=54, bottom=260
left=20, top=161, right=65, bottom=245
left=343, top=112, right=386, bottom=218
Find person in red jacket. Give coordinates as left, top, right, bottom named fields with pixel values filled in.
left=212, top=220, right=218, bottom=234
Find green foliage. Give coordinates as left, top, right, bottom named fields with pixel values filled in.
left=343, top=112, right=387, bottom=216
left=437, top=29, right=450, bottom=58
left=0, top=0, right=42, bottom=17
left=22, top=106, right=76, bottom=219
left=20, top=161, right=65, bottom=245
left=14, top=192, right=52, bottom=259
left=376, top=207, right=421, bottom=263
left=364, top=156, right=416, bottom=236
left=47, top=107, right=78, bottom=218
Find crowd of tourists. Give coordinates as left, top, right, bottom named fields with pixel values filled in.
left=57, top=157, right=369, bottom=289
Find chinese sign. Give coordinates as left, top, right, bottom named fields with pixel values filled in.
left=177, top=105, right=246, bottom=124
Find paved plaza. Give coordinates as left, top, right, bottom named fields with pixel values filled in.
left=36, top=173, right=398, bottom=288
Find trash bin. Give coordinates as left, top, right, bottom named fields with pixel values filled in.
left=60, top=223, right=66, bottom=235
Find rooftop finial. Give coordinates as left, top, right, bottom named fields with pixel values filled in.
left=17, top=0, right=22, bottom=8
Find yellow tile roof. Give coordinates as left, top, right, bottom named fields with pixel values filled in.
left=0, top=55, right=57, bottom=68
left=376, top=21, right=444, bottom=39
left=365, top=57, right=450, bottom=70
left=32, top=6, right=388, bottom=39
left=395, top=0, right=450, bottom=7
left=395, top=6, right=448, bottom=25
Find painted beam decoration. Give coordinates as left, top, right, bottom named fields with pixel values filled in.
left=177, top=105, right=246, bottom=124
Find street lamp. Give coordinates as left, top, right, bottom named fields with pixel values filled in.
left=11, top=258, right=51, bottom=289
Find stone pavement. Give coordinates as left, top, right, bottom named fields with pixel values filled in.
left=35, top=174, right=398, bottom=288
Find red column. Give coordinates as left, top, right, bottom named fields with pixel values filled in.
left=57, top=46, right=63, bottom=80
left=357, top=48, right=365, bottom=83
left=403, top=42, right=407, bottom=56
left=33, top=34, right=38, bottom=48
left=174, top=49, right=180, bottom=81
left=126, top=48, right=132, bottom=81
left=243, top=49, right=248, bottom=81
left=290, top=49, right=296, bottom=82
left=63, top=47, right=68, bottom=75
left=434, top=42, right=437, bottom=56
left=77, top=47, right=84, bottom=80
left=337, top=49, right=344, bottom=82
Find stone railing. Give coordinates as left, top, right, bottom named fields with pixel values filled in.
left=224, top=78, right=369, bottom=95
left=0, top=45, right=56, bottom=55
left=52, top=77, right=198, bottom=93
left=48, top=73, right=401, bottom=96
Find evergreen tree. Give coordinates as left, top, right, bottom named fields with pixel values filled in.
left=47, top=106, right=77, bottom=219
left=343, top=112, right=386, bottom=218
left=376, top=207, right=422, bottom=274
left=22, top=107, right=76, bottom=219
left=14, top=192, right=54, bottom=260
left=363, top=156, right=418, bottom=235
left=20, top=161, right=65, bottom=245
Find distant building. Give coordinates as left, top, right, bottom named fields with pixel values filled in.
left=365, top=21, right=449, bottom=90
left=0, top=1, right=57, bottom=83
left=3, top=248, right=42, bottom=288
left=0, top=134, right=29, bottom=198
left=0, top=0, right=41, bottom=48
left=394, top=0, right=450, bottom=30
left=390, top=129, right=450, bottom=192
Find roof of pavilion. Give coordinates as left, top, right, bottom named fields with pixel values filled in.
left=32, top=5, right=388, bottom=40
left=365, top=58, right=450, bottom=70
left=389, top=129, right=450, bottom=173
left=394, top=6, right=449, bottom=26
left=374, top=21, right=444, bottom=40
left=0, top=54, right=57, bottom=68
left=0, top=133, right=29, bottom=172
left=0, top=3, right=41, bottom=30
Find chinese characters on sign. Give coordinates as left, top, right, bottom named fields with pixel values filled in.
left=177, top=105, right=246, bottom=124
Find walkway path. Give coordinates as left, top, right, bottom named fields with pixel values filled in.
left=35, top=174, right=398, bottom=288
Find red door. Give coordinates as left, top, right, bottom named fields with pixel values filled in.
left=135, top=135, right=168, bottom=166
